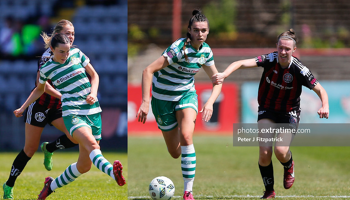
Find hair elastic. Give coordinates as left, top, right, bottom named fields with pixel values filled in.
left=278, top=36, right=296, bottom=44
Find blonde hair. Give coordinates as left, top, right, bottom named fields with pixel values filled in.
left=41, top=19, right=73, bottom=49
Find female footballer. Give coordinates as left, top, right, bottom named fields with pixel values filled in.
left=212, top=29, right=329, bottom=199
left=13, top=33, right=125, bottom=199
left=136, top=9, right=222, bottom=200
left=2, top=20, right=78, bottom=200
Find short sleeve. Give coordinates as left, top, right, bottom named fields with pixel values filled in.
left=162, top=39, right=183, bottom=65
left=203, top=49, right=214, bottom=66
left=255, top=52, right=277, bottom=68
left=298, top=66, right=318, bottom=89
left=79, top=49, right=90, bottom=67
left=38, top=70, right=47, bottom=84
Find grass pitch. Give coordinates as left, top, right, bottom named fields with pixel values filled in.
left=0, top=152, right=127, bottom=200
left=128, top=135, right=350, bottom=199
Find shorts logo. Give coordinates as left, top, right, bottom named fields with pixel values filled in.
left=35, top=112, right=46, bottom=122
left=198, top=54, right=205, bottom=65
left=157, top=115, right=163, bottom=125
left=258, top=110, right=266, bottom=115
left=289, top=117, right=297, bottom=124
left=283, top=73, right=293, bottom=83
left=71, top=116, right=79, bottom=125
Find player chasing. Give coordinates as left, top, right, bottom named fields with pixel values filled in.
left=136, top=9, right=222, bottom=200
left=2, top=20, right=79, bottom=200
left=13, top=33, right=125, bottom=200
left=212, top=29, right=329, bottom=199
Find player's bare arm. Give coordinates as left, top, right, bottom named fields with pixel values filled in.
left=137, top=56, right=169, bottom=123
left=85, top=63, right=99, bottom=105
left=14, top=82, right=45, bottom=117
left=312, top=82, right=329, bottom=119
left=212, top=58, right=258, bottom=84
left=201, top=64, right=222, bottom=122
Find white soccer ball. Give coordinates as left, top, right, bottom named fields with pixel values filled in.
left=148, top=176, right=175, bottom=200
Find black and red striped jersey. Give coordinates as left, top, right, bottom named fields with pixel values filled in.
left=34, top=48, right=62, bottom=109
left=255, top=52, right=318, bottom=113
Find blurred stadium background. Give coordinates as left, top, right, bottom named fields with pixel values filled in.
left=0, top=0, right=127, bottom=151
left=128, top=0, right=350, bottom=198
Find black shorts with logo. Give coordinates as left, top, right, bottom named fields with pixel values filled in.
left=23, top=102, right=62, bottom=127
left=257, top=108, right=300, bottom=124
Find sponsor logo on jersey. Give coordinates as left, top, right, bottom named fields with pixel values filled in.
left=310, top=78, right=317, bottom=85
left=266, top=77, right=293, bottom=90
left=283, top=73, right=293, bottom=83
left=172, top=46, right=179, bottom=53
left=300, top=67, right=310, bottom=76
left=167, top=48, right=177, bottom=59
left=56, top=70, right=83, bottom=84
left=198, top=54, right=206, bottom=65
left=35, top=112, right=46, bottom=122
left=177, top=66, right=200, bottom=74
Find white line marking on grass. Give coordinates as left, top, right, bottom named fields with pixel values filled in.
left=129, top=195, right=350, bottom=199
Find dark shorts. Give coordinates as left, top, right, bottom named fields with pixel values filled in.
left=23, top=101, right=62, bottom=127
left=257, top=108, right=300, bottom=124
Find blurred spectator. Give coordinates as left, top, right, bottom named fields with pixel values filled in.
left=0, top=16, right=15, bottom=59
left=0, top=17, right=44, bottom=60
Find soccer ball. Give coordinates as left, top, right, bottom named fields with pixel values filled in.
left=148, top=176, right=175, bottom=200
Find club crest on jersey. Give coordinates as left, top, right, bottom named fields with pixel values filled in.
left=283, top=73, right=293, bottom=83
left=71, top=116, right=79, bottom=125
left=70, top=58, right=80, bottom=65
left=35, top=112, right=46, bottom=122
left=198, top=54, right=205, bottom=65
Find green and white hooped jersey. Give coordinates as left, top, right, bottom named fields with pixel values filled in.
left=39, top=48, right=102, bottom=116
left=152, top=38, right=214, bottom=101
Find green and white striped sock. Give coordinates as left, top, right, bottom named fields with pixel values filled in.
left=50, top=162, right=81, bottom=191
left=89, top=149, right=115, bottom=179
left=181, top=144, right=196, bottom=192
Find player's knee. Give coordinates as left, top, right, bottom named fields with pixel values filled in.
left=274, top=147, right=289, bottom=160
left=259, top=149, right=272, bottom=165
left=23, top=146, right=37, bottom=157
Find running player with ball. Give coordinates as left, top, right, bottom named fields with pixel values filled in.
left=137, top=9, right=222, bottom=200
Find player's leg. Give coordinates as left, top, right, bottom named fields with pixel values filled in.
left=152, top=97, right=181, bottom=158
left=3, top=102, right=46, bottom=199
left=40, top=144, right=89, bottom=199
left=41, top=109, right=78, bottom=171
left=274, top=111, right=299, bottom=190
left=258, top=118, right=276, bottom=199
left=3, top=124, right=43, bottom=199
left=70, top=114, right=125, bottom=185
left=176, top=108, right=197, bottom=200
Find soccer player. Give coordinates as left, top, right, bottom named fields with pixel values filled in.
left=212, top=29, right=329, bottom=199
left=2, top=20, right=78, bottom=200
left=13, top=33, right=125, bottom=200
left=136, top=10, right=222, bottom=200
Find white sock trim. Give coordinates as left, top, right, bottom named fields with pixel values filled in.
left=181, top=144, right=195, bottom=154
